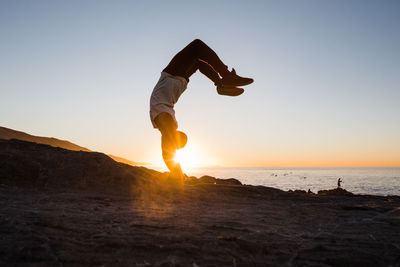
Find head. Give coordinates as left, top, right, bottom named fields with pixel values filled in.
left=175, top=131, right=187, bottom=149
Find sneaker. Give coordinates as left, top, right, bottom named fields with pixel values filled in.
left=217, top=85, right=244, bottom=96
left=221, top=68, right=253, bottom=86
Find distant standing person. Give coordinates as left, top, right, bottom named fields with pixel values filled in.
left=337, top=178, right=342, bottom=188
left=150, top=39, right=253, bottom=183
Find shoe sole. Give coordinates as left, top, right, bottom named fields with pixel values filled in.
left=217, top=86, right=244, bottom=96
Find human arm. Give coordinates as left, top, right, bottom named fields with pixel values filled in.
left=154, top=113, right=184, bottom=179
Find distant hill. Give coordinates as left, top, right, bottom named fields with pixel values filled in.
left=0, top=126, right=144, bottom=166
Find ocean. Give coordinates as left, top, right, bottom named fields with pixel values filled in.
left=181, top=167, right=400, bottom=196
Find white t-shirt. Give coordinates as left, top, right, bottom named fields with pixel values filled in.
left=149, top=72, right=188, bottom=128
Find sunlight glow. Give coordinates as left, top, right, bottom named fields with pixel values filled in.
left=174, top=145, right=203, bottom=171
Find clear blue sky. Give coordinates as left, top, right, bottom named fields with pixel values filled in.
left=1, top=0, right=399, bottom=167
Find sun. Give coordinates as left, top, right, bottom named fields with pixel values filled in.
left=174, top=146, right=202, bottom=170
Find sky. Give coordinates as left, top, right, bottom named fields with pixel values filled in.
left=1, top=0, right=400, bottom=168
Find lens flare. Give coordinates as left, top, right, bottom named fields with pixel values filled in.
left=174, top=146, right=200, bottom=170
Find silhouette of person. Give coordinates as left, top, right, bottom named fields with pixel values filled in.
left=337, top=178, right=342, bottom=188
left=150, top=39, right=253, bottom=182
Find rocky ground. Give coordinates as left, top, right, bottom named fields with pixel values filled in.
left=1, top=139, right=400, bottom=266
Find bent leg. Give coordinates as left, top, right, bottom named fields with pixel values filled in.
left=186, top=39, right=229, bottom=75
left=187, top=39, right=253, bottom=86
left=164, top=39, right=253, bottom=87
left=163, top=39, right=229, bottom=79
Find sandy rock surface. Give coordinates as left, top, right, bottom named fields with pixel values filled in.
left=1, top=139, right=400, bottom=266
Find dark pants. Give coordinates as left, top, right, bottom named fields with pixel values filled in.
left=163, top=39, right=228, bottom=84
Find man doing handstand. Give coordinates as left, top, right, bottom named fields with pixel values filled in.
left=150, top=39, right=253, bottom=182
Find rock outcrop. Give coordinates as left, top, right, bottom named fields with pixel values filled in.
left=0, top=138, right=399, bottom=266
left=0, top=139, right=241, bottom=193
left=0, top=126, right=142, bottom=166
